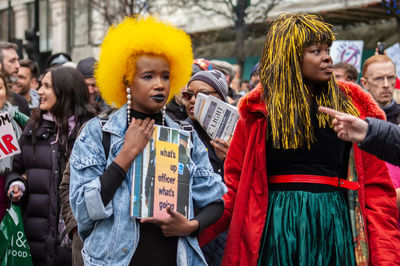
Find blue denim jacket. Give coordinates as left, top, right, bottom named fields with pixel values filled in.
left=69, top=105, right=227, bottom=266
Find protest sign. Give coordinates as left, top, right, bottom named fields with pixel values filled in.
left=130, top=126, right=190, bottom=219
left=330, top=40, right=364, bottom=73
left=385, top=43, right=400, bottom=78
left=0, top=112, right=20, bottom=160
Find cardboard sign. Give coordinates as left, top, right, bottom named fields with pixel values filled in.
left=330, top=40, right=364, bottom=73
left=0, top=112, right=20, bottom=159
left=130, top=125, right=190, bottom=219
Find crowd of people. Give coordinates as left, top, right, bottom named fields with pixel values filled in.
left=1, top=12, right=400, bottom=266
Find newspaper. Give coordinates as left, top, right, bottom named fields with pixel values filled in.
left=194, top=93, right=239, bottom=141
left=130, top=125, right=191, bottom=219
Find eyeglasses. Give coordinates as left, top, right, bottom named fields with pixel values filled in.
left=367, top=75, right=397, bottom=86
left=182, top=90, right=219, bottom=101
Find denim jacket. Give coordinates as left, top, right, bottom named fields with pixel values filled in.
left=69, top=105, right=227, bottom=266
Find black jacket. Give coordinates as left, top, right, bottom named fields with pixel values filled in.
left=6, top=119, right=72, bottom=266
left=187, top=119, right=224, bottom=177
left=358, top=117, right=400, bottom=166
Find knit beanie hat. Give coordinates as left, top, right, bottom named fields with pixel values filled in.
left=188, top=70, right=228, bottom=102
left=77, top=57, right=97, bottom=78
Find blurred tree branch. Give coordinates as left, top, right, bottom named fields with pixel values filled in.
left=167, top=0, right=279, bottom=76
left=88, top=0, right=152, bottom=26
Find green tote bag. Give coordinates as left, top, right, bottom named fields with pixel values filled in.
left=0, top=205, right=33, bottom=266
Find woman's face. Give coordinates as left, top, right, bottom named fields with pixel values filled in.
left=38, top=72, right=57, bottom=111
left=185, top=80, right=222, bottom=121
left=301, top=44, right=333, bottom=86
left=0, top=78, right=7, bottom=109
left=130, top=54, right=170, bottom=114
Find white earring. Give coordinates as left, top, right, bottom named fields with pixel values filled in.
left=126, top=87, right=132, bottom=124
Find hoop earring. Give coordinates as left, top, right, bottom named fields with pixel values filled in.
left=126, top=87, right=132, bottom=124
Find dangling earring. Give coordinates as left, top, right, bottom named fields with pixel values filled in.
left=126, top=87, right=132, bottom=124
left=162, top=105, right=166, bottom=126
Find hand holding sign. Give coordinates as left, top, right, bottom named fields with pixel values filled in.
left=140, top=206, right=199, bottom=237
left=318, top=106, right=368, bottom=143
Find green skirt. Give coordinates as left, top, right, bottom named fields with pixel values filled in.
left=258, top=190, right=356, bottom=266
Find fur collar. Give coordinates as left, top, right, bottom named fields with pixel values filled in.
left=238, top=81, right=386, bottom=120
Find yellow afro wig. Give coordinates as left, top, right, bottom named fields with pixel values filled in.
left=95, top=16, right=193, bottom=108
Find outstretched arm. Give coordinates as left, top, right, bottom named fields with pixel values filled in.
left=318, top=106, right=368, bottom=142
left=319, top=106, right=400, bottom=166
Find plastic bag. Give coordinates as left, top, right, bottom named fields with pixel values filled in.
left=0, top=205, right=33, bottom=266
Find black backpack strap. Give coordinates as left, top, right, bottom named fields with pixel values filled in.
left=102, top=131, right=111, bottom=161
left=98, top=108, right=116, bottom=161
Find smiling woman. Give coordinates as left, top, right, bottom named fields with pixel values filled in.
left=6, top=66, right=97, bottom=266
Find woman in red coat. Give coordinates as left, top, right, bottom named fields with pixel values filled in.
left=200, top=13, right=400, bottom=265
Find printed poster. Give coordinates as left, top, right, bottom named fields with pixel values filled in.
left=330, top=40, right=364, bottom=73
left=130, top=125, right=191, bottom=219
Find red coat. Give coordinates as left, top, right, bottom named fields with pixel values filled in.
left=199, top=82, right=400, bottom=266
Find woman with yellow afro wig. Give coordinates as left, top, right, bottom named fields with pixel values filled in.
left=69, top=16, right=227, bottom=266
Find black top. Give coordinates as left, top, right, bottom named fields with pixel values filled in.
left=165, top=98, right=188, bottom=122
left=188, top=119, right=224, bottom=176
left=382, top=99, right=400, bottom=125
left=267, top=111, right=352, bottom=192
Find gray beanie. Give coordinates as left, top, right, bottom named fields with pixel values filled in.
left=188, top=70, right=228, bottom=102
left=76, top=57, right=97, bottom=78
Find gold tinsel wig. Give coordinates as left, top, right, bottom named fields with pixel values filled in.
left=260, top=13, right=359, bottom=149
left=95, top=16, right=193, bottom=108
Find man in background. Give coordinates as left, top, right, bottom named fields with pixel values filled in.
left=361, top=55, right=400, bottom=124
left=15, top=59, right=40, bottom=111
left=0, top=42, right=30, bottom=116
left=333, top=62, right=358, bottom=83
left=76, top=57, right=108, bottom=112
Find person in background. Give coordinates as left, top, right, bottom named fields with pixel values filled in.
left=0, top=74, right=24, bottom=221
left=210, top=60, right=239, bottom=105
left=248, top=62, right=260, bottom=91
left=165, top=59, right=212, bottom=122
left=15, top=59, right=40, bottom=111
left=238, top=79, right=249, bottom=97
left=69, top=16, right=226, bottom=266
left=184, top=69, right=230, bottom=266
left=333, top=62, right=358, bottom=83
left=77, top=57, right=109, bottom=112
left=360, top=55, right=400, bottom=228
left=361, top=55, right=399, bottom=124
left=0, top=41, right=30, bottom=116
left=199, top=13, right=400, bottom=265
left=6, top=66, right=97, bottom=266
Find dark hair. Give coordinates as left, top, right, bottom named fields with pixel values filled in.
left=333, top=62, right=359, bottom=82
left=0, top=42, right=18, bottom=63
left=19, top=59, right=39, bottom=79
left=31, top=66, right=97, bottom=157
